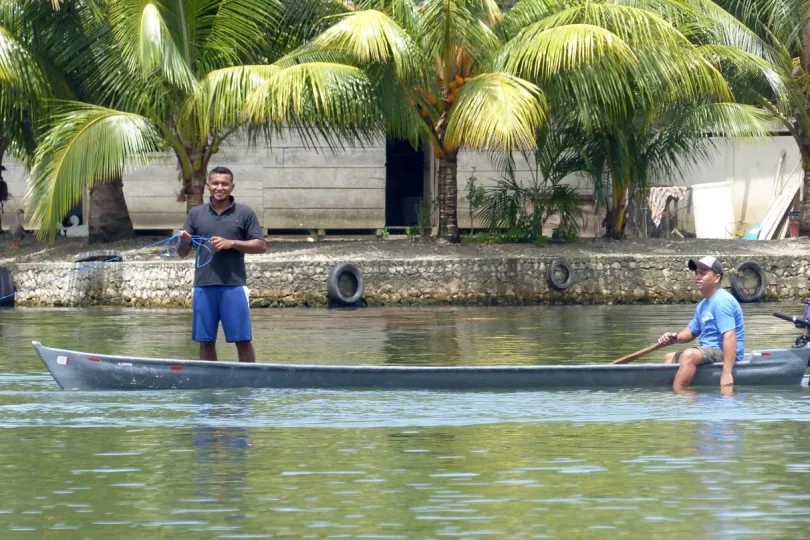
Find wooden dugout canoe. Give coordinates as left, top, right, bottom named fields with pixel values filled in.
left=32, top=341, right=810, bottom=391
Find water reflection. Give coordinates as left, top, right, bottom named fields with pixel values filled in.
left=2, top=301, right=810, bottom=371
left=382, top=310, right=462, bottom=365
left=190, top=391, right=253, bottom=527
left=2, top=304, right=810, bottom=536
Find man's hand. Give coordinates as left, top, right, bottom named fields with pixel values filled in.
left=659, top=332, right=679, bottom=345
left=720, top=369, right=734, bottom=388
left=178, top=229, right=192, bottom=245
left=209, top=236, right=235, bottom=251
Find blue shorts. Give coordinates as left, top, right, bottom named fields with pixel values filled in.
left=192, top=286, right=252, bottom=343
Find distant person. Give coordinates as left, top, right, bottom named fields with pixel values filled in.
left=658, top=256, right=745, bottom=390
left=177, top=166, right=266, bottom=362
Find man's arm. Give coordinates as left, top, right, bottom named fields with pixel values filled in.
left=209, top=237, right=266, bottom=254
left=211, top=208, right=266, bottom=254
left=659, top=327, right=695, bottom=345
left=177, top=213, right=194, bottom=258
left=177, top=231, right=192, bottom=258
left=674, top=327, right=696, bottom=343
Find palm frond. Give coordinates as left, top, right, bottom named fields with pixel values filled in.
left=369, top=63, right=433, bottom=148
left=26, top=103, right=164, bottom=240
left=500, top=0, right=568, bottom=39
left=109, top=0, right=196, bottom=91
left=526, top=4, right=693, bottom=49
left=195, top=0, right=283, bottom=73
left=697, top=43, right=792, bottom=105
left=307, top=9, right=428, bottom=84
left=243, top=62, right=383, bottom=146
left=499, top=23, right=636, bottom=83
left=683, top=0, right=782, bottom=64
left=717, top=0, right=809, bottom=52
left=0, top=26, right=51, bottom=96
left=357, top=0, right=420, bottom=31
left=613, top=42, right=733, bottom=111
left=640, top=102, right=774, bottom=189
left=498, top=24, right=637, bottom=124
left=445, top=72, right=547, bottom=153
left=672, top=101, right=774, bottom=138
left=266, top=0, right=354, bottom=56
left=195, top=64, right=281, bottom=132
left=419, top=0, right=503, bottom=69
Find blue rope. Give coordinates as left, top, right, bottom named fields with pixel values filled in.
left=0, top=233, right=214, bottom=304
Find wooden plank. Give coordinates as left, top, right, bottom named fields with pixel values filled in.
left=263, top=188, right=384, bottom=209
left=130, top=212, right=187, bottom=230
left=771, top=180, right=801, bottom=238
left=282, top=147, right=385, bottom=168
left=263, top=208, right=384, bottom=229
left=759, top=177, right=801, bottom=239
left=264, top=168, right=385, bottom=189
left=125, top=197, right=187, bottom=214
left=774, top=212, right=789, bottom=240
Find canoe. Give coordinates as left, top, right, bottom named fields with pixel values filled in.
left=32, top=341, right=810, bottom=391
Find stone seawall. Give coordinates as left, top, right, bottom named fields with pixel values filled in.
left=3, top=253, right=804, bottom=307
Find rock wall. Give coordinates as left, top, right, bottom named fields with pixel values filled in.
left=3, top=254, right=800, bottom=307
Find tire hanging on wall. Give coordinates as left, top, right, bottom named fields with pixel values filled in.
left=327, top=262, right=365, bottom=307
left=547, top=258, right=574, bottom=291
left=0, top=267, right=15, bottom=307
left=730, top=260, right=766, bottom=303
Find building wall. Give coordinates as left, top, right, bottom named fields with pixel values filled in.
left=454, top=134, right=802, bottom=237
left=1, top=129, right=387, bottom=231
left=674, top=136, right=802, bottom=235
left=0, top=132, right=800, bottom=236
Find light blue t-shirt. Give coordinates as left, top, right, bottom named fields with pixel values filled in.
left=688, top=288, right=745, bottom=361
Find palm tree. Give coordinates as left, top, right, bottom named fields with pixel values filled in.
left=500, top=0, right=787, bottom=237
left=285, top=0, right=550, bottom=242
left=716, top=0, right=810, bottom=234
left=25, top=0, right=362, bottom=241
left=0, top=0, right=69, bottom=233
left=289, top=0, right=784, bottom=241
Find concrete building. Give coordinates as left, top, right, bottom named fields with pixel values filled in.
left=0, top=129, right=802, bottom=238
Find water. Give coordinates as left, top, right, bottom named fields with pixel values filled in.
left=2, top=303, right=810, bottom=537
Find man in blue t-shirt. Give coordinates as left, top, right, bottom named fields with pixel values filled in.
left=658, top=256, right=745, bottom=390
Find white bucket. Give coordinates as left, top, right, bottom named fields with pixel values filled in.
left=691, top=181, right=735, bottom=239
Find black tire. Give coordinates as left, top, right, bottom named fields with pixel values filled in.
left=327, top=262, right=365, bottom=306
left=547, top=258, right=574, bottom=291
left=0, top=266, right=15, bottom=307
left=730, top=260, right=766, bottom=303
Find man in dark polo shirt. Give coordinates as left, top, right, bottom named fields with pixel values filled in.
left=177, top=166, right=266, bottom=362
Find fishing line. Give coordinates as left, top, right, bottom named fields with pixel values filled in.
left=0, top=233, right=213, bottom=304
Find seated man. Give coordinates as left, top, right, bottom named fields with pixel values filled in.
left=658, top=256, right=745, bottom=390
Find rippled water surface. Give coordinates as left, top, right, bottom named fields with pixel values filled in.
left=2, top=303, right=810, bottom=537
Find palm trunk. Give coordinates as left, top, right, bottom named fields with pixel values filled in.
left=184, top=148, right=211, bottom=212
left=605, top=153, right=628, bottom=239
left=796, top=23, right=810, bottom=235
left=799, top=156, right=810, bottom=236
left=437, top=153, right=460, bottom=242
left=89, top=177, right=134, bottom=243
left=0, top=137, right=7, bottom=235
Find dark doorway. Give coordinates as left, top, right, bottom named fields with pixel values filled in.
left=385, top=139, right=424, bottom=227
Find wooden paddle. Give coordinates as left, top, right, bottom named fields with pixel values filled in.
left=611, top=341, right=670, bottom=365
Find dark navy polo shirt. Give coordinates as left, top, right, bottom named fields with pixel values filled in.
left=183, top=197, right=265, bottom=287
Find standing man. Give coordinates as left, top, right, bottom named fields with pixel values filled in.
left=658, top=256, right=745, bottom=390
left=177, top=166, right=266, bottom=362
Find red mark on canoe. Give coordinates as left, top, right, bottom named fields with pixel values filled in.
left=170, top=366, right=183, bottom=371
left=88, top=357, right=100, bottom=362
